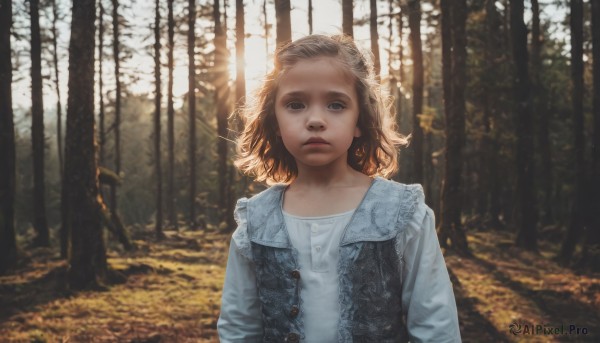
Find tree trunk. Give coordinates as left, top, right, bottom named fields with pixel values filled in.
left=214, top=0, right=230, bottom=225
left=438, top=0, right=469, bottom=254
left=560, top=0, right=584, bottom=263
left=392, top=5, right=405, bottom=183
left=167, top=0, right=177, bottom=230
left=308, top=0, right=313, bottom=35
left=582, top=0, right=600, bottom=271
left=369, top=0, right=380, bottom=78
left=274, top=0, right=291, bottom=47
left=397, top=7, right=404, bottom=130
left=51, top=0, right=63, bottom=181
left=387, top=0, right=393, bottom=74
left=98, top=1, right=105, bottom=166
left=477, top=0, right=493, bottom=219
left=263, top=0, right=269, bottom=71
left=408, top=0, right=423, bottom=184
left=440, top=0, right=451, bottom=188
left=65, top=0, right=107, bottom=290
left=51, top=0, right=68, bottom=257
left=511, top=0, right=538, bottom=251
left=231, top=0, right=246, bottom=231
left=30, top=0, right=50, bottom=247
left=236, top=0, right=245, bottom=108
left=188, top=0, right=197, bottom=229
left=59, top=0, right=73, bottom=258
left=111, top=0, right=121, bottom=218
left=154, top=0, right=164, bottom=238
left=0, top=0, right=17, bottom=275
left=342, top=0, right=353, bottom=37
left=483, top=0, right=502, bottom=229
left=531, top=0, right=553, bottom=226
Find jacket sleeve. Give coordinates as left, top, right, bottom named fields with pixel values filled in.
left=217, top=198, right=263, bottom=342
left=399, top=200, right=462, bottom=343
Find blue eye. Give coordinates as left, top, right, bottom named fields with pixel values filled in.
left=328, top=102, right=346, bottom=110
left=286, top=102, right=305, bottom=110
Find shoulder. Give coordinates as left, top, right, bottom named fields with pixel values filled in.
left=374, top=178, right=428, bottom=232
left=244, top=183, right=286, bottom=208
left=233, top=183, right=286, bottom=218
left=341, top=177, right=428, bottom=244
left=230, top=184, right=286, bottom=258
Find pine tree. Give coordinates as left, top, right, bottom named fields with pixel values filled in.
left=65, top=0, right=108, bottom=290
left=188, top=0, right=197, bottom=229
left=30, top=0, right=50, bottom=247
left=0, top=0, right=17, bottom=275
left=511, top=0, right=538, bottom=251
left=154, top=0, right=164, bottom=238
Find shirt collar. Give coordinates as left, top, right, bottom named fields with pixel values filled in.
left=247, top=176, right=405, bottom=248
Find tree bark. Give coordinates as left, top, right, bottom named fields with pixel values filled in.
left=369, top=0, right=381, bottom=78
left=308, top=0, right=313, bottom=35
left=483, top=0, right=502, bottom=229
left=438, top=0, right=453, bottom=248
left=98, top=1, right=105, bottom=166
left=214, top=0, right=230, bottom=225
left=231, top=0, right=246, bottom=231
left=342, top=0, right=353, bottom=37
left=65, top=0, right=107, bottom=290
left=397, top=6, right=404, bottom=131
left=167, top=0, right=177, bottom=230
left=531, top=0, right=553, bottom=226
left=583, top=0, right=600, bottom=271
left=438, top=0, right=469, bottom=254
left=274, top=0, right=291, bottom=47
left=188, top=0, right=197, bottom=229
left=59, top=0, right=73, bottom=258
left=560, top=0, right=585, bottom=262
left=236, top=0, right=245, bottom=108
left=111, top=0, right=121, bottom=217
left=51, top=0, right=63, bottom=181
left=154, top=0, right=163, bottom=238
left=511, top=0, right=538, bottom=251
left=30, top=0, right=50, bottom=247
left=263, top=0, right=269, bottom=71
left=0, top=0, right=17, bottom=275
left=408, top=0, right=423, bottom=184
left=477, top=0, right=493, bottom=218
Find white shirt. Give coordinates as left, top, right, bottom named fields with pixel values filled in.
left=283, top=208, right=355, bottom=342
left=217, top=205, right=462, bottom=343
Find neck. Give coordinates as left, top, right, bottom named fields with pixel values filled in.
left=291, top=161, right=367, bottom=190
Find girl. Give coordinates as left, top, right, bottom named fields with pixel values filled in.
left=218, top=34, right=461, bottom=343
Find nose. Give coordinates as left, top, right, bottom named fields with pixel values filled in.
left=306, top=111, right=325, bottom=131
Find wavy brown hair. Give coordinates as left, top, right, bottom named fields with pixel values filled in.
left=233, top=34, right=410, bottom=185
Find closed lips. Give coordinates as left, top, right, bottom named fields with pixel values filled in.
left=305, top=138, right=328, bottom=144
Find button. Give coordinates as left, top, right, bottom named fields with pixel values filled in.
left=311, top=224, right=317, bottom=233
left=315, top=245, right=321, bottom=252
left=290, top=305, right=299, bottom=317
left=290, top=269, right=300, bottom=279
left=287, top=332, right=299, bottom=342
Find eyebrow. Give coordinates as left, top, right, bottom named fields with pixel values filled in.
left=280, top=91, right=352, bottom=101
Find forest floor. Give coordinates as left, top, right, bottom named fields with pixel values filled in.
left=0, top=224, right=599, bottom=342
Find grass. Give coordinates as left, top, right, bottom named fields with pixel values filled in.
left=0, top=227, right=228, bottom=342
left=1, top=224, right=599, bottom=342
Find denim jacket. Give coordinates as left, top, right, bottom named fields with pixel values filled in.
left=219, top=176, right=461, bottom=343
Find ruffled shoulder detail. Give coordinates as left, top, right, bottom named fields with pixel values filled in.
left=231, top=197, right=252, bottom=260
left=394, top=184, right=428, bottom=257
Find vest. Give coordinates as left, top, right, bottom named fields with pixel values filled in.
left=233, top=176, right=425, bottom=342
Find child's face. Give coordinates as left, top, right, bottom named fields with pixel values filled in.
left=274, top=57, right=361, bottom=170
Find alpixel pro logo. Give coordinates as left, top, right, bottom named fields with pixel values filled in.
left=509, top=320, right=589, bottom=336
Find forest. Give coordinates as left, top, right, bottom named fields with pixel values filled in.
left=0, top=0, right=599, bottom=341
